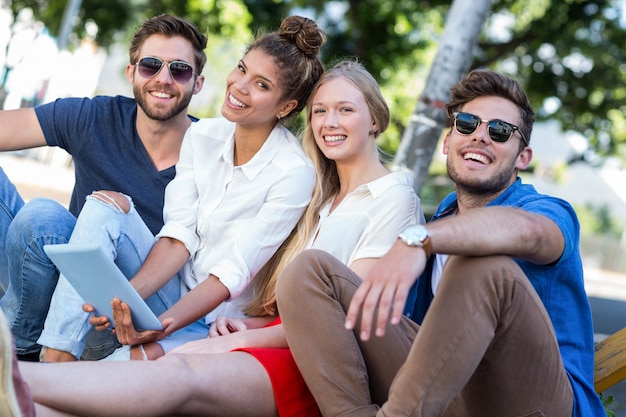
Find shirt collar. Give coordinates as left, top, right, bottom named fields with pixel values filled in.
left=220, top=124, right=289, bottom=180
left=433, top=177, right=524, bottom=220
left=357, top=170, right=414, bottom=199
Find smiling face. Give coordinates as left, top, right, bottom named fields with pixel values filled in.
left=444, top=95, right=532, bottom=199
left=128, top=34, right=203, bottom=122
left=221, top=48, right=297, bottom=131
left=309, top=77, right=377, bottom=165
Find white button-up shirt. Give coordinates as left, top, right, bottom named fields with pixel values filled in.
left=308, top=171, right=424, bottom=265
left=157, top=118, right=315, bottom=323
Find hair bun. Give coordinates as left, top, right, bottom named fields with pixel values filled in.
left=279, top=16, right=327, bottom=57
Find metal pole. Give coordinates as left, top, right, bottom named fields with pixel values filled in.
left=57, top=0, right=83, bottom=50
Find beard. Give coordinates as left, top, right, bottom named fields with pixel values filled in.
left=447, top=157, right=517, bottom=198
left=133, top=84, right=194, bottom=121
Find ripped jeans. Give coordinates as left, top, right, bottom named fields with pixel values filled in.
left=37, top=193, right=180, bottom=359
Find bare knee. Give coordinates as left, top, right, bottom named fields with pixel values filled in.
left=157, top=353, right=193, bottom=370
left=90, top=190, right=131, bottom=214
left=157, top=354, right=201, bottom=396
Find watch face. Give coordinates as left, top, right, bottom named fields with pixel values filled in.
left=401, top=225, right=428, bottom=246
left=411, top=225, right=428, bottom=241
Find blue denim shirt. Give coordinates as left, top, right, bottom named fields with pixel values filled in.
left=404, top=178, right=605, bottom=417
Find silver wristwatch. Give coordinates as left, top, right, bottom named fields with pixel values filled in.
left=398, top=225, right=432, bottom=257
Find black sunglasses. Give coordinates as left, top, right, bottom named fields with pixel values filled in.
left=135, top=56, right=196, bottom=84
left=452, top=112, right=528, bottom=145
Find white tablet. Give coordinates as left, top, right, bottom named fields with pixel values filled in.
left=44, top=242, right=163, bottom=331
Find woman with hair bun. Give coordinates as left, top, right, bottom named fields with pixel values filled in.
left=38, top=15, right=326, bottom=364
left=12, top=59, right=423, bottom=417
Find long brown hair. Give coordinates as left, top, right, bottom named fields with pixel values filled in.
left=246, top=15, right=326, bottom=120
left=244, top=60, right=390, bottom=316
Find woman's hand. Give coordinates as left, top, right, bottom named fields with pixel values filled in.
left=84, top=303, right=112, bottom=331
left=208, top=316, right=248, bottom=337
left=169, top=318, right=286, bottom=355
left=208, top=315, right=278, bottom=337
left=110, top=298, right=174, bottom=346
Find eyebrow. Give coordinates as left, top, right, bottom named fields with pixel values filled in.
left=312, top=100, right=356, bottom=107
left=239, top=58, right=276, bottom=88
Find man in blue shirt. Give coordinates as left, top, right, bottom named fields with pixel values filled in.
left=277, top=69, right=605, bottom=416
left=0, top=14, right=206, bottom=362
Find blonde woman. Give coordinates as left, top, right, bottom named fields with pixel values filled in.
left=39, top=15, right=325, bottom=364
left=11, top=61, right=424, bottom=417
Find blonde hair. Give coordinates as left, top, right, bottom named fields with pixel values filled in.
left=244, top=60, right=389, bottom=316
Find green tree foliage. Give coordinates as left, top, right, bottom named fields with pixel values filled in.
left=478, top=0, right=626, bottom=160
left=133, top=0, right=252, bottom=43
left=242, top=0, right=626, bottom=161
left=7, top=0, right=132, bottom=48
left=241, top=0, right=448, bottom=154
left=6, top=0, right=253, bottom=48
left=5, top=0, right=626, bottom=160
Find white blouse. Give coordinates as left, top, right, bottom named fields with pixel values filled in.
left=157, top=118, right=315, bottom=323
left=308, top=171, right=425, bottom=266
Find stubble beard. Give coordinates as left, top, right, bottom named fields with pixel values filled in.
left=134, top=84, right=194, bottom=122
left=447, top=158, right=517, bottom=201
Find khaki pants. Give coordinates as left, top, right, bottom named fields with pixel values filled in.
left=276, top=250, right=573, bottom=417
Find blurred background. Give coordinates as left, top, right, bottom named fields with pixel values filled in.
left=1, top=0, right=625, bottom=412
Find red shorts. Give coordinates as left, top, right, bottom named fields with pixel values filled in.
left=235, top=318, right=320, bottom=417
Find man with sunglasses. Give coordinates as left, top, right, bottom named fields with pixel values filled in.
left=0, top=14, right=206, bottom=363
left=277, top=69, right=605, bottom=416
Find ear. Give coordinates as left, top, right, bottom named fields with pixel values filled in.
left=192, top=74, right=205, bottom=95
left=277, top=99, right=298, bottom=119
left=369, top=119, right=378, bottom=136
left=515, top=146, right=533, bottom=170
left=443, top=132, right=451, bottom=155
left=125, top=64, right=135, bottom=83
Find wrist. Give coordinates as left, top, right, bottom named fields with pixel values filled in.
left=398, top=224, right=432, bottom=258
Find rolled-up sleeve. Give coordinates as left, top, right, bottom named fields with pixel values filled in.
left=210, top=160, right=315, bottom=297
left=157, top=118, right=315, bottom=299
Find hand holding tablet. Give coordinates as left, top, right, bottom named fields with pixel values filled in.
left=44, top=242, right=164, bottom=331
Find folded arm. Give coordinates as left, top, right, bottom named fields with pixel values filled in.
left=347, top=206, right=565, bottom=340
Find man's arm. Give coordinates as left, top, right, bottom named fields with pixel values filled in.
left=0, top=108, right=48, bottom=150
left=427, top=206, right=564, bottom=266
left=346, top=206, right=565, bottom=340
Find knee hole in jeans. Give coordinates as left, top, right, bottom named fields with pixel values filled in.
left=89, top=191, right=131, bottom=214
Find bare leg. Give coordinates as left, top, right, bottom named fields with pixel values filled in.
left=43, top=349, right=76, bottom=362
left=35, top=404, right=77, bottom=417
left=21, top=352, right=277, bottom=417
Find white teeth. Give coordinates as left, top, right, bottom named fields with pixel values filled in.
left=228, top=94, right=247, bottom=108
left=324, top=135, right=346, bottom=142
left=152, top=91, right=172, bottom=99
left=464, top=152, right=490, bottom=164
